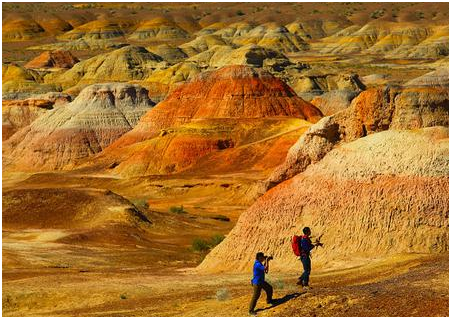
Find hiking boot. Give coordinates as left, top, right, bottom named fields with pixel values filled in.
left=249, top=310, right=257, bottom=316
left=267, top=299, right=275, bottom=305
left=296, top=280, right=303, bottom=286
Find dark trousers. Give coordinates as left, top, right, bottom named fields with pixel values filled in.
left=299, top=255, right=311, bottom=286
left=249, top=281, right=273, bottom=312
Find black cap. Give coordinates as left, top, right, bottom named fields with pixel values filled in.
left=256, top=252, right=265, bottom=259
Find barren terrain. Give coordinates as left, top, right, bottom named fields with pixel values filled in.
left=2, top=2, right=449, bottom=317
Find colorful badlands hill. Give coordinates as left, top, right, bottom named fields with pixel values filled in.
left=3, top=83, right=154, bottom=171
left=199, top=71, right=449, bottom=272
left=78, top=65, right=322, bottom=177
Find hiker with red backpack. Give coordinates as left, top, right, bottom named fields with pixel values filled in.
left=292, top=227, right=323, bottom=289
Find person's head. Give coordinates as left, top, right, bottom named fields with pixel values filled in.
left=256, top=252, right=265, bottom=262
left=303, top=227, right=311, bottom=236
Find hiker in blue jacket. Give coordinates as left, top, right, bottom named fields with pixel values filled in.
left=297, top=227, right=323, bottom=289
left=249, top=252, right=274, bottom=315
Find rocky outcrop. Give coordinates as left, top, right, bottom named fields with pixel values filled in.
left=3, top=83, right=154, bottom=171
left=57, top=18, right=133, bottom=40
left=310, top=90, right=359, bottom=116
left=387, top=25, right=449, bottom=59
left=3, top=99, right=53, bottom=141
left=112, top=65, right=322, bottom=148
left=2, top=93, right=71, bottom=140
left=267, top=82, right=449, bottom=189
left=179, top=34, right=228, bottom=57
left=292, top=73, right=365, bottom=100
left=148, top=44, right=188, bottom=64
left=144, top=61, right=201, bottom=102
left=25, top=50, right=79, bottom=69
left=199, top=127, right=449, bottom=272
left=187, top=44, right=292, bottom=70
left=52, top=46, right=165, bottom=91
left=231, top=23, right=309, bottom=53
left=2, top=63, right=58, bottom=96
left=129, top=17, right=189, bottom=40
left=213, top=22, right=255, bottom=39
left=285, top=19, right=352, bottom=40
left=316, top=21, right=449, bottom=59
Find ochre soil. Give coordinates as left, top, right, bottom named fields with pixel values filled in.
left=2, top=173, right=449, bottom=317
left=3, top=252, right=448, bottom=316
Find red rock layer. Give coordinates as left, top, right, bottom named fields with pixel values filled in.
left=87, top=118, right=310, bottom=178
left=25, top=50, right=79, bottom=69
left=110, top=65, right=322, bottom=148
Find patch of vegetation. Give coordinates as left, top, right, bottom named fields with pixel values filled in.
left=192, top=238, right=210, bottom=252
left=191, top=234, right=225, bottom=252
left=210, top=234, right=225, bottom=247
left=267, top=278, right=285, bottom=289
left=132, top=198, right=149, bottom=210
left=415, top=11, right=425, bottom=19
left=216, top=288, right=231, bottom=301
left=236, top=10, right=245, bottom=16
left=370, top=8, right=386, bottom=19
left=169, top=205, right=186, bottom=214
left=120, top=294, right=127, bottom=300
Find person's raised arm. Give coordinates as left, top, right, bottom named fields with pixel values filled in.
left=264, top=258, right=270, bottom=274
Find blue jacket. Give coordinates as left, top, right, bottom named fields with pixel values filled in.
left=300, top=235, right=315, bottom=257
left=251, top=260, right=265, bottom=285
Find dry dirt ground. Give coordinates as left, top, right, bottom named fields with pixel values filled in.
left=2, top=173, right=449, bottom=317
left=3, top=253, right=448, bottom=316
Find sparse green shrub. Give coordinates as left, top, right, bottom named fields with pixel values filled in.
left=236, top=10, right=245, bottom=16
left=132, top=198, right=149, bottom=210
left=267, top=278, right=285, bottom=289
left=216, top=288, right=231, bottom=301
left=192, top=238, right=210, bottom=252
left=370, top=8, right=386, bottom=19
left=120, top=294, right=127, bottom=299
left=169, top=205, right=185, bottom=214
left=209, top=234, right=225, bottom=247
left=191, top=234, right=225, bottom=252
left=416, top=11, right=425, bottom=19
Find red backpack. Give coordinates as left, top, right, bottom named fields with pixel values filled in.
left=291, top=235, right=301, bottom=256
